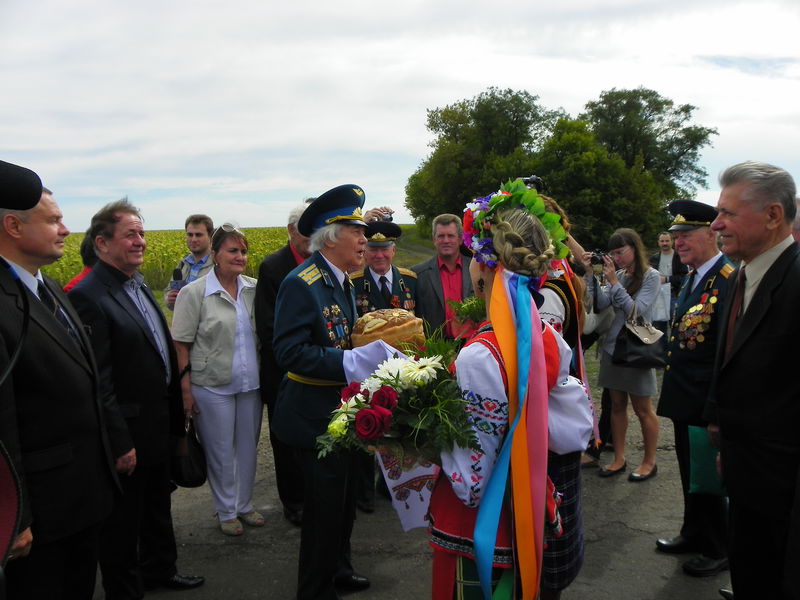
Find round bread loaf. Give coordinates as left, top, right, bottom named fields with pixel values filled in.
left=351, top=309, right=425, bottom=349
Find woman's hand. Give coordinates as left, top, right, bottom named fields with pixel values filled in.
left=182, top=390, right=199, bottom=418
left=579, top=251, right=593, bottom=273
left=603, top=255, right=619, bottom=285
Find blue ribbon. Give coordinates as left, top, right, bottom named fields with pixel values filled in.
left=473, top=273, right=534, bottom=599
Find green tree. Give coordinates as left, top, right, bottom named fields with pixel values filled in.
left=530, top=119, right=670, bottom=249
left=405, top=87, right=563, bottom=230
left=581, top=87, right=718, bottom=198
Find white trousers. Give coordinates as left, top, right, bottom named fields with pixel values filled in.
left=192, top=386, right=263, bottom=521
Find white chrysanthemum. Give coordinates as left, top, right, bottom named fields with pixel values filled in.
left=362, top=377, right=384, bottom=393
left=401, top=355, right=443, bottom=385
left=372, top=357, right=407, bottom=382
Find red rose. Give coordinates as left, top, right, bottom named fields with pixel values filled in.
left=371, top=386, right=398, bottom=411
left=354, top=406, right=392, bottom=442
left=341, top=381, right=363, bottom=403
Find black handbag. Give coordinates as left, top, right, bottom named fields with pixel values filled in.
left=612, top=305, right=666, bottom=368
left=171, top=419, right=207, bottom=488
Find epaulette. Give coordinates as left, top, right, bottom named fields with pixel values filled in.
left=397, top=267, right=417, bottom=278
left=349, top=269, right=365, bottom=280
left=297, top=264, right=322, bottom=286
left=719, top=263, right=734, bottom=279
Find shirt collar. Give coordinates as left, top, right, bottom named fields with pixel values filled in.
left=184, top=252, right=210, bottom=266
left=289, top=242, right=306, bottom=265
left=203, top=268, right=253, bottom=298
left=691, top=252, right=722, bottom=288
left=741, top=234, right=794, bottom=291
left=369, top=267, right=392, bottom=286
left=319, top=252, right=346, bottom=289
left=2, top=257, right=40, bottom=296
left=437, top=255, right=462, bottom=272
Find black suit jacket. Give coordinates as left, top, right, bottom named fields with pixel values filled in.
left=658, top=255, right=734, bottom=425
left=69, top=261, right=184, bottom=467
left=704, top=242, right=800, bottom=448
left=649, top=251, right=689, bottom=297
left=0, top=266, right=115, bottom=544
left=411, top=255, right=473, bottom=335
left=254, top=244, right=299, bottom=409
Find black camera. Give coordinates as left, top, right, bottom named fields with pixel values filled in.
left=378, top=212, right=393, bottom=222
left=519, top=175, right=545, bottom=192
left=590, top=251, right=607, bottom=265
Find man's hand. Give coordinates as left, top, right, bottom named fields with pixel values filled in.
left=115, top=448, right=137, bottom=475
left=166, top=289, right=179, bottom=310
left=8, top=527, right=33, bottom=560
left=363, top=206, right=394, bottom=222
left=707, top=423, right=721, bottom=449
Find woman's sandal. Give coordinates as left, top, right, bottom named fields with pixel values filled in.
left=238, top=510, right=265, bottom=527
left=220, top=518, right=244, bottom=536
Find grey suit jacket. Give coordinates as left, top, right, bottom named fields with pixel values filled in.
left=411, top=255, right=473, bottom=337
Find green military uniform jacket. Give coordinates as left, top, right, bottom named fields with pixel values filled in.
left=350, top=265, right=417, bottom=316
left=271, top=251, right=356, bottom=449
left=657, top=254, right=734, bottom=425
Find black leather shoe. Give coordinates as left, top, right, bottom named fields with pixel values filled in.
left=598, top=461, right=627, bottom=478
left=628, top=464, right=658, bottom=482
left=283, top=506, right=303, bottom=527
left=683, top=555, right=729, bottom=577
left=718, top=586, right=734, bottom=599
left=334, top=573, right=371, bottom=591
left=656, top=535, right=699, bottom=554
left=144, top=573, right=205, bottom=590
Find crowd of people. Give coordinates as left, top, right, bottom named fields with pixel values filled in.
left=0, top=157, right=798, bottom=600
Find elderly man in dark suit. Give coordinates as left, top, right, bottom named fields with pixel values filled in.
left=0, top=161, right=117, bottom=600
left=412, top=214, right=473, bottom=339
left=69, top=199, right=203, bottom=600
left=655, top=200, right=733, bottom=578
left=704, top=161, right=800, bottom=600
left=272, top=185, right=375, bottom=600
left=254, top=201, right=312, bottom=527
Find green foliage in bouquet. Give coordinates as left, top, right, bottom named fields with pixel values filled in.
left=316, top=351, right=480, bottom=463
left=447, top=295, right=487, bottom=324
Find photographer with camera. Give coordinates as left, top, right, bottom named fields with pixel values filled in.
left=580, top=228, right=661, bottom=483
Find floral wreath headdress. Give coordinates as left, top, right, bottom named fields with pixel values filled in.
left=462, top=179, right=569, bottom=268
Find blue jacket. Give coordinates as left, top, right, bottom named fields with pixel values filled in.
left=350, top=265, right=417, bottom=316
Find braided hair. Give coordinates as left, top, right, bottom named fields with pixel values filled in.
left=492, top=209, right=554, bottom=278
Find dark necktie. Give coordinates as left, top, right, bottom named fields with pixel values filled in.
left=685, top=270, right=696, bottom=294
left=724, top=266, right=746, bottom=358
left=379, top=275, right=392, bottom=306
left=37, top=279, right=81, bottom=347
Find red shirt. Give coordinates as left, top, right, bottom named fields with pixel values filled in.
left=289, top=242, right=306, bottom=266
left=438, top=256, right=463, bottom=339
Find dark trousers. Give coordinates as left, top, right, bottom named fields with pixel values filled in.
left=298, top=448, right=357, bottom=600
left=100, top=461, right=178, bottom=600
left=355, top=452, right=376, bottom=508
left=721, top=438, right=799, bottom=600
left=4, top=523, right=101, bottom=600
left=586, top=388, right=612, bottom=458
left=672, top=421, right=727, bottom=558
left=265, top=394, right=305, bottom=511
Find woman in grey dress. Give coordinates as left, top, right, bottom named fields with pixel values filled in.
left=581, top=228, right=661, bottom=481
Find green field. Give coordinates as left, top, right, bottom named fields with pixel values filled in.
left=44, top=224, right=435, bottom=290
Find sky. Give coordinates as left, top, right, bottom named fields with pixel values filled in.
left=2, top=0, right=799, bottom=232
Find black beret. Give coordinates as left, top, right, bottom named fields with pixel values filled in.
left=668, top=199, right=718, bottom=231
left=365, top=221, right=402, bottom=246
left=0, top=160, right=43, bottom=211
left=297, top=184, right=367, bottom=237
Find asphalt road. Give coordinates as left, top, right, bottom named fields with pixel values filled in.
left=96, top=405, right=730, bottom=600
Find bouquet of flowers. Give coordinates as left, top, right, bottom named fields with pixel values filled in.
left=316, top=353, right=480, bottom=461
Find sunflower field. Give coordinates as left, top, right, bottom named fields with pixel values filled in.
left=43, top=227, right=289, bottom=290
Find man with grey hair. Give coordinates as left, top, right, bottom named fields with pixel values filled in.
left=254, top=199, right=313, bottom=527
left=792, top=197, right=800, bottom=243
left=704, top=161, right=800, bottom=600
left=272, top=184, right=384, bottom=599
left=412, top=213, right=473, bottom=339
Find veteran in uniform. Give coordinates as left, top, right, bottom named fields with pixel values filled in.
left=272, top=185, right=371, bottom=600
left=655, top=200, right=733, bottom=577
left=351, top=220, right=417, bottom=317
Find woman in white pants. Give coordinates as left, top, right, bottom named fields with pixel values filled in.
left=172, top=223, right=263, bottom=536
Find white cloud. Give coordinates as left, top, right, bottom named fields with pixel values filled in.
left=1, top=0, right=799, bottom=231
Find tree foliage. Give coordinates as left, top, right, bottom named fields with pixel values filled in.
left=406, top=86, right=715, bottom=247
left=581, top=87, right=718, bottom=198
left=405, top=88, right=562, bottom=229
